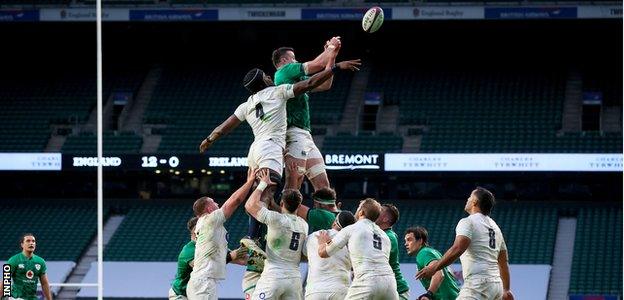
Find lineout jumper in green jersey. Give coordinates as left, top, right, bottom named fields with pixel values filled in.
left=416, top=246, right=461, bottom=300
left=274, top=62, right=311, bottom=132
left=171, top=240, right=195, bottom=296
left=7, top=252, right=47, bottom=300
left=384, top=228, right=410, bottom=295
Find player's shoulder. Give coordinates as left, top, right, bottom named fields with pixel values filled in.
left=7, top=253, right=22, bottom=263
left=33, top=254, right=46, bottom=264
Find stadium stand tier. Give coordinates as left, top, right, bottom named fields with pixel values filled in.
left=569, top=207, right=622, bottom=296
left=367, top=66, right=622, bottom=153
left=0, top=202, right=98, bottom=262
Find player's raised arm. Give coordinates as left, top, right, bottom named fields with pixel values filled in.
left=292, top=59, right=361, bottom=97
left=303, top=36, right=341, bottom=75
left=245, top=169, right=276, bottom=219
left=200, top=102, right=246, bottom=153
left=221, top=168, right=258, bottom=219
left=311, top=39, right=340, bottom=93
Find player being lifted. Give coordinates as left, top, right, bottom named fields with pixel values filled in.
left=272, top=36, right=342, bottom=191
left=318, top=198, right=399, bottom=300
left=186, top=168, right=257, bottom=300
left=199, top=53, right=359, bottom=195
left=245, top=169, right=308, bottom=300
left=305, top=210, right=356, bottom=300
left=417, top=187, right=514, bottom=300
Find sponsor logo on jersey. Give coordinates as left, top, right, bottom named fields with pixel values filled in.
left=25, top=270, right=34, bottom=279
left=18, top=264, right=24, bottom=269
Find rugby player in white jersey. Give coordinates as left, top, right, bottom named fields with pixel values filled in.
left=416, top=187, right=514, bottom=300
left=304, top=210, right=356, bottom=300
left=244, top=169, right=309, bottom=300
left=199, top=58, right=361, bottom=185
left=186, top=168, right=257, bottom=300
left=317, top=198, right=399, bottom=300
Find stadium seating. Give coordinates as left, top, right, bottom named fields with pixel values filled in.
left=367, top=66, right=622, bottom=153
left=569, top=207, right=622, bottom=296
left=0, top=202, right=97, bottom=262
left=62, top=131, right=143, bottom=154
left=0, top=71, right=95, bottom=152
left=323, top=132, right=403, bottom=153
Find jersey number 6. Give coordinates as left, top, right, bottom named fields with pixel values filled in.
left=289, top=232, right=301, bottom=251
left=488, top=229, right=496, bottom=249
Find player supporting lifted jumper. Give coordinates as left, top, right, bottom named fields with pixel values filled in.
left=245, top=169, right=309, bottom=300
left=272, top=36, right=342, bottom=191
left=6, top=234, right=52, bottom=300
left=186, top=168, right=257, bottom=300
left=416, top=187, right=514, bottom=300
left=404, top=226, right=460, bottom=300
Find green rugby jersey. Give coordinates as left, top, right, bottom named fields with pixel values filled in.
left=416, top=246, right=460, bottom=300
left=171, top=240, right=195, bottom=296
left=274, top=62, right=311, bottom=132
left=7, top=252, right=47, bottom=300
left=384, top=228, right=410, bottom=294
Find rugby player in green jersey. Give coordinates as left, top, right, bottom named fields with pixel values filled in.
left=376, top=204, right=410, bottom=299
left=405, top=226, right=460, bottom=300
left=272, top=36, right=341, bottom=191
left=6, top=234, right=52, bottom=300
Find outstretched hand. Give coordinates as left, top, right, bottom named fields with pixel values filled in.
left=199, top=137, right=213, bottom=153
left=336, top=59, right=362, bottom=72
left=246, top=168, right=258, bottom=183
left=257, top=169, right=277, bottom=186
left=415, top=262, right=437, bottom=280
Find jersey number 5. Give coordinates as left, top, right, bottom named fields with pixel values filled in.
left=373, top=233, right=382, bottom=250
left=289, top=232, right=300, bottom=251
left=488, top=229, right=496, bottom=249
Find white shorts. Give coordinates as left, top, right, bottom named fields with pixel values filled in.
left=345, top=275, right=398, bottom=300
left=252, top=275, right=303, bottom=300
left=457, top=278, right=503, bottom=300
left=186, top=277, right=218, bottom=300
left=285, top=127, right=323, bottom=161
left=168, top=287, right=188, bottom=300
left=305, top=291, right=347, bottom=300
left=243, top=271, right=262, bottom=300
left=248, top=139, right=284, bottom=176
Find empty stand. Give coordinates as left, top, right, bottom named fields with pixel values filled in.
left=569, top=207, right=622, bottom=296
left=0, top=203, right=97, bottom=262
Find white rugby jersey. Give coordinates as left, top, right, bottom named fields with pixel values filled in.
left=455, top=212, right=507, bottom=281
left=326, top=218, right=394, bottom=280
left=305, top=229, right=352, bottom=293
left=234, top=84, right=294, bottom=149
left=191, top=208, right=227, bottom=280
left=257, top=206, right=308, bottom=279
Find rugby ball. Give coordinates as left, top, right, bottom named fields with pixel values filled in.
left=362, top=7, right=384, bottom=33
